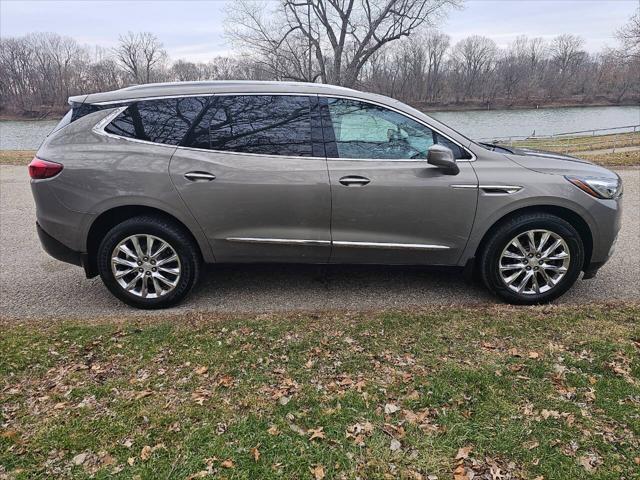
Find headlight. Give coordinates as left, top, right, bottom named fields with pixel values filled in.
left=565, top=175, right=623, bottom=199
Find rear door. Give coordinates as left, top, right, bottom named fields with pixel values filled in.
left=169, top=94, right=332, bottom=263
left=322, top=97, right=478, bottom=265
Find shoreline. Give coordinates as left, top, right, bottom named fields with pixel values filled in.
left=2, top=99, right=638, bottom=121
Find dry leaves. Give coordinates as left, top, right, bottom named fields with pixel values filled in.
left=311, top=464, right=325, bottom=479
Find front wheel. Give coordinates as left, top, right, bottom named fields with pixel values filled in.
left=479, top=213, right=584, bottom=304
left=97, top=215, right=201, bottom=309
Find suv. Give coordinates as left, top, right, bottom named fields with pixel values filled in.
left=30, top=81, right=623, bottom=308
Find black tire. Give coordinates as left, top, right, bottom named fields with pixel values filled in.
left=479, top=213, right=584, bottom=305
left=97, top=215, right=201, bottom=309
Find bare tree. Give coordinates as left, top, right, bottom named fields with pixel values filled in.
left=226, top=0, right=460, bottom=87
left=451, top=35, right=497, bottom=101
left=616, top=11, right=640, bottom=59
left=114, top=32, right=167, bottom=84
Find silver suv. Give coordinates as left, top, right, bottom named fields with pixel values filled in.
left=30, top=81, right=623, bottom=308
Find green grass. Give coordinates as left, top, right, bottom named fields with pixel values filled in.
left=1, top=304, right=639, bottom=479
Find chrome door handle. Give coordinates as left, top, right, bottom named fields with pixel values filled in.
left=184, top=171, right=216, bottom=181
left=339, top=175, right=370, bottom=186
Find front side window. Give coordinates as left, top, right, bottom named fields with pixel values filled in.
left=324, top=98, right=468, bottom=160
left=183, top=95, right=313, bottom=157
left=105, top=97, right=208, bottom=145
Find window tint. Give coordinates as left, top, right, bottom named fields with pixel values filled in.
left=184, top=95, right=313, bottom=157
left=105, top=97, right=208, bottom=145
left=325, top=98, right=468, bottom=159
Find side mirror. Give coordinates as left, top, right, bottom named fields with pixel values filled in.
left=427, top=144, right=459, bottom=175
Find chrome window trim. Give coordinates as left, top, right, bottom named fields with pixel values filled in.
left=225, top=237, right=450, bottom=250
left=90, top=91, right=476, bottom=162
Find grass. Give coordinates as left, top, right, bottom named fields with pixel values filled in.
left=580, top=150, right=640, bottom=167
left=1, top=304, right=639, bottom=479
left=0, top=151, right=34, bottom=166
left=511, top=132, right=640, bottom=156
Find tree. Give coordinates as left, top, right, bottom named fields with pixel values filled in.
left=616, top=11, right=640, bottom=59
left=226, top=0, right=460, bottom=87
left=114, top=32, right=167, bottom=84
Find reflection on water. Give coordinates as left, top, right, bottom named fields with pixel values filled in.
left=1, top=105, right=638, bottom=150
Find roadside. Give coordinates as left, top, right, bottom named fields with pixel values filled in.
left=1, top=304, right=639, bottom=479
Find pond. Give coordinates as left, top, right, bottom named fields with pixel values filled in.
left=1, top=105, right=638, bottom=150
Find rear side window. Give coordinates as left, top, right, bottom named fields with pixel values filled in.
left=183, top=95, right=313, bottom=157
left=105, top=97, right=209, bottom=145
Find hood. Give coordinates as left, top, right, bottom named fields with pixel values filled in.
left=505, top=147, right=618, bottom=179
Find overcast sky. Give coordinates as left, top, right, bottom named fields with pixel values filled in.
left=1, top=0, right=637, bottom=61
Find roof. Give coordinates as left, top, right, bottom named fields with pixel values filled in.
left=71, top=80, right=366, bottom=105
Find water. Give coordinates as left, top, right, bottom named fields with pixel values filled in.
left=429, top=105, right=639, bottom=141
left=0, top=120, right=58, bottom=150
left=0, top=105, right=638, bottom=150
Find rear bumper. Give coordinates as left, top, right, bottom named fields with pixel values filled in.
left=36, top=222, right=93, bottom=276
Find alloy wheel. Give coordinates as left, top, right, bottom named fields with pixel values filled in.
left=110, top=234, right=181, bottom=298
left=498, top=229, right=571, bottom=295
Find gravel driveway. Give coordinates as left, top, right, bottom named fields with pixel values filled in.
left=1, top=165, right=638, bottom=319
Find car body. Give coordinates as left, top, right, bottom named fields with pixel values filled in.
left=30, top=81, right=623, bottom=308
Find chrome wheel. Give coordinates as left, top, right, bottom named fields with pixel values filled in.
left=110, top=234, right=181, bottom=298
left=499, top=229, right=571, bottom=295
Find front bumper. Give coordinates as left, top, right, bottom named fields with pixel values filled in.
left=37, top=222, right=92, bottom=276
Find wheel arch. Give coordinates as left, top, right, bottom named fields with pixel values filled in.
left=84, top=205, right=211, bottom=278
left=473, top=205, right=593, bottom=272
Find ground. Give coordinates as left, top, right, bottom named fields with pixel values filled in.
left=1, top=304, right=639, bottom=479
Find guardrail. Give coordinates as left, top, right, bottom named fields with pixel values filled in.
left=479, top=125, right=640, bottom=154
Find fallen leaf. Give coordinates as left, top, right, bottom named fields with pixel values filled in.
left=195, top=366, right=208, bottom=375
left=390, top=439, right=402, bottom=451
left=522, top=440, right=539, bottom=450
left=308, top=427, right=325, bottom=441
left=267, top=425, right=279, bottom=436
left=140, top=445, right=152, bottom=461
left=384, top=403, right=400, bottom=414
left=135, top=390, right=153, bottom=400
left=455, top=446, right=473, bottom=459
left=221, top=459, right=234, bottom=468
left=528, top=351, right=540, bottom=359
left=72, top=452, right=87, bottom=465
left=127, top=457, right=135, bottom=466
left=251, top=446, right=260, bottom=462
left=311, top=464, right=325, bottom=480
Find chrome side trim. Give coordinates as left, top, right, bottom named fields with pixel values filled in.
left=226, top=237, right=330, bottom=246
left=333, top=241, right=450, bottom=250
left=479, top=185, right=523, bottom=194
left=225, top=237, right=450, bottom=250
left=450, top=184, right=478, bottom=189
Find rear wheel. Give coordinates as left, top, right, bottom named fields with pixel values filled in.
left=479, top=213, right=584, bottom=304
left=97, top=215, right=200, bottom=309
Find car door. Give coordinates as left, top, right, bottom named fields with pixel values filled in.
left=322, top=97, right=478, bottom=265
left=169, top=94, right=331, bottom=263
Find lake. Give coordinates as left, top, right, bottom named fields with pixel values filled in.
left=1, top=105, right=638, bottom=150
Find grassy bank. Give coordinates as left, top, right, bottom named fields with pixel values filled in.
left=1, top=304, right=639, bottom=479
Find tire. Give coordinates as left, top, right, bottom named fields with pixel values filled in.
left=96, top=215, right=201, bottom=309
left=479, top=213, right=584, bottom=305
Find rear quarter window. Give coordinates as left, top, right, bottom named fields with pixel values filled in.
left=105, top=97, right=209, bottom=145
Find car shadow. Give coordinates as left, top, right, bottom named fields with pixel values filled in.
left=186, top=263, right=494, bottom=312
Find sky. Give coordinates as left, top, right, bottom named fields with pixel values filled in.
left=1, top=0, right=638, bottom=61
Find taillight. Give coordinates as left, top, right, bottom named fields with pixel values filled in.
left=28, top=157, right=63, bottom=179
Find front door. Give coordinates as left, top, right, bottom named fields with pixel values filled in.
left=170, top=94, right=331, bottom=263
left=322, top=97, right=478, bottom=265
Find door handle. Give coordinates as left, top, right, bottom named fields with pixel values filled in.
left=184, top=171, right=216, bottom=181
left=339, top=175, right=370, bottom=186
